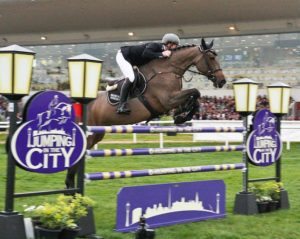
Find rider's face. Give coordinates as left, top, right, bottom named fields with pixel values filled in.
left=166, top=43, right=178, bottom=50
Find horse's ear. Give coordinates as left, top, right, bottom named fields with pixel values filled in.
left=201, top=38, right=208, bottom=50
left=207, top=40, right=214, bottom=49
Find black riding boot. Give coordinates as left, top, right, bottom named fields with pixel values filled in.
left=117, top=78, right=133, bottom=114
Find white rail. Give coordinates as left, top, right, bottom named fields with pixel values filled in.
left=137, top=120, right=300, bottom=150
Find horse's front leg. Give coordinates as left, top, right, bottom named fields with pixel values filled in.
left=167, top=88, right=200, bottom=109
left=65, top=133, right=105, bottom=190
left=167, top=88, right=200, bottom=124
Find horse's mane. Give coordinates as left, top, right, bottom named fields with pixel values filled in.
left=143, top=44, right=198, bottom=68
left=171, top=44, right=197, bottom=52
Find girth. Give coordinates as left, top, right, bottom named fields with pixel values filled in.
left=137, top=94, right=162, bottom=121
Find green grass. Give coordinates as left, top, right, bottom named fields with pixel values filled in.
left=0, top=133, right=300, bottom=239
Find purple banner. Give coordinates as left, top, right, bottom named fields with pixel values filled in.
left=11, top=91, right=86, bottom=173
left=116, top=180, right=225, bottom=232
left=247, top=109, right=282, bottom=166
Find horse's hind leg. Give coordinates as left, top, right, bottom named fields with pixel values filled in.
left=65, top=164, right=78, bottom=189
left=65, top=133, right=105, bottom=189
left=87, top=133, right=105, bottom=149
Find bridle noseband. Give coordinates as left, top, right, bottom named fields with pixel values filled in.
left=201, top=47, right=221, bottom=73
left=164, top=45, right=226, bottom=88
left=180, top=46, right=224, bottom=87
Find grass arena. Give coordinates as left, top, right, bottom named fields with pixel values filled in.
left=0, top=132, right=300, bottom=239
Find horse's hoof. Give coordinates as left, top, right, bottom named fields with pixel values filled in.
left=174, top=115, right=186, bottom=124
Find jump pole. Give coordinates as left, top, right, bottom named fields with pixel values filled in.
left=85, top=163, right=246, bottom=181
left=87, top=145, right=245, bottom=157
left=87, top=125, right=245, bottom=134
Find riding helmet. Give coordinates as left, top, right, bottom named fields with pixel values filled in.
left=162, top=33, right=180, bottom=45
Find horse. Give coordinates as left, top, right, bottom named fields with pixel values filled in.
left=65, top=38, right=226, bottom=188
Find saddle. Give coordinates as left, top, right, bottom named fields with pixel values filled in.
left=106, top=67, right=147, bottom=105
left=106, top=67, right=199, bottom=124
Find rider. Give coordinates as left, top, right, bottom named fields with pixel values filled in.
left=116, top=33, right=180, bottom=114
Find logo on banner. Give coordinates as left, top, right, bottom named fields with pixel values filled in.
left=11, top=91, right=86, bottom=173
left=247, top=109, right=282, bottom=166
left=116, top=180, right=226, bottom=232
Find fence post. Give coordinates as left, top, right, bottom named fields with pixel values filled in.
left=159, top=133, right=164, bottom=148
left=233, top=115, right=258, bottom=215
left=0, top=100, right=27, bottom=239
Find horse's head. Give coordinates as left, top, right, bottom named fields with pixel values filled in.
left=195, top=39, right=226, bottom=88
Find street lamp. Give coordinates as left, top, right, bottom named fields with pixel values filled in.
left=67, top=53, right=103, bottom=194
left=233, top=78, right=258, bottom=215
left=68, top=54, right=103, bottom=238
left=0, top=45, right=35, bottom=239
left=233, top=78, right=258, bottom=116
left=0, top=44, right=35, bottom=100
left=267, top=82, right=291, bottom=115
left=267, top=82, right=291, bottom=210
left=68, top=54, right=103, bottom=103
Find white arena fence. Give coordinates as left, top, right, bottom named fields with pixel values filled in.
left=136, top=120, right=300, bottom=150
left=1, top=120, right=299, bottom=150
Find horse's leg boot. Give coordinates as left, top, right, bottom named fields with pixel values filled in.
left=117, top=78, right=132, bottom=114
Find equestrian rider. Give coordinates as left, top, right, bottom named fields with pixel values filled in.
left=116, top=33, right=180, bottom=114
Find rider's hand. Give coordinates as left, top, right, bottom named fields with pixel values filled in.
left=162, top=50, right=172, bottom=58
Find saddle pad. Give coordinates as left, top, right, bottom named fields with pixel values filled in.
left=106, top=69, right=147, bottom=106
left=107, top=89, right=121, bottom=105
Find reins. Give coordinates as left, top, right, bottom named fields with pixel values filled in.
left=168, top=46, right=222, bottom=83
left=144, top=45, right=222, bottom=85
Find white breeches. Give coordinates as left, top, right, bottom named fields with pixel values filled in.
left=116, top=50, right=135, bottom=82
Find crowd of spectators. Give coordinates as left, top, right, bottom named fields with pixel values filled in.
left=0, top=96, right=8, bottom=121
left=193, top=95, right=271, bottom=120
left=0, top=94, right=294, bottom=122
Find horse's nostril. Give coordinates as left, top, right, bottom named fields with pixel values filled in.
left=217, top=79, right=226, bottom=88
left=221, top=79, right=226, bottom=86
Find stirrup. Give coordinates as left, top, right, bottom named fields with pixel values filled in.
left=117, top=104, right=131, bottom=114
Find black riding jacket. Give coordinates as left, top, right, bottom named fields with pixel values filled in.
left=120, top=43, right=165, bottom=66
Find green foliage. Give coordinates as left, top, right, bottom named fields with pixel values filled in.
left=60, top=193, right=95, bottom=222
left=23, top=194, right=95, bottom=229
left=249, top=182, right=283, bottom=202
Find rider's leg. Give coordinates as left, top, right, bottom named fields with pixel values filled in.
left=117, top=78, right=133, bottom=114
left=116, top=50, right=135, bottom=114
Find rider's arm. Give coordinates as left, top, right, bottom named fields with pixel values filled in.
left=142, top=43, right=165, bottom=59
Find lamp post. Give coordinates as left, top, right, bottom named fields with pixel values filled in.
left=68, top=54, right=103, bottom=239
left=67, top=53, right=103, bottom=195
left=267, top=82, right=291, bottom=182
left=232, top=78, right=258, bottom=116
left=267, top=82, right=291, bottom=209
left=232, top=78, right=258, bottom=215
left=0, top=45, right=35, bottom=239
left=267, top=82, right=291, bottom=116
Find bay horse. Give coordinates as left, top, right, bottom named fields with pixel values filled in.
left=65, top=39, right=226, bottom=188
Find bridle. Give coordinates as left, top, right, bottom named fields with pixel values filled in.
left=170, top=46, right=224, bottom=87
left=148, top=45, right=226, bottom=88
left=186, top=46, right=224, bottom=87
left=198, top=46, right=222, bottom=80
